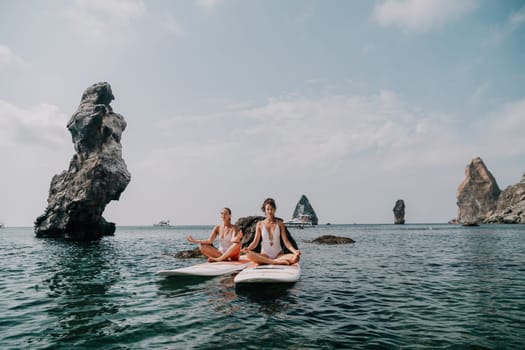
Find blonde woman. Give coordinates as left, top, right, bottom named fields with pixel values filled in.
left=187, top=208, right=243, bottom=262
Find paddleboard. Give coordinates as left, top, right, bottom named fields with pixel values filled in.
left=234, top=263, right=301, bottom=284
left=156, top=259, right=251, bottom=277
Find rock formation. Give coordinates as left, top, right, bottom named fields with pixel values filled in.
left=307, top=235, right=355, bottom=244
left=456, top=157, right=500, bottom=225
left=393, top=199, right=405, bottom=224
left=34, top=82, right=131, bottom=240
left=174, top=248, right=205, bottom=259
left=485, top=173, right=525, bottom=224
left=291, top=194, right=319, bottom=225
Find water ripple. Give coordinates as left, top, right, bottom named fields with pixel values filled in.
left=1, top=225, right=525, bottom=349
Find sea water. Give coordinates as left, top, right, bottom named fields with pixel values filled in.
left=1, top=224, right=524, bottom=349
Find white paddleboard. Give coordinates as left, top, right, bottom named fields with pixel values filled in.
left=234, top=263, right=301, bottom=284
left=156, top=259, right=251, bottom=277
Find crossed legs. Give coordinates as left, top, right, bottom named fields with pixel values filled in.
left=245, top=251, right=299, bottom=265
left=199, top=243, right=241, bottom=262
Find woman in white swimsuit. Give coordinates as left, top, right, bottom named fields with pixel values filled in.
left=187, top=208, right=243, bottom=262
left=242, top=198, right=301, bottom=265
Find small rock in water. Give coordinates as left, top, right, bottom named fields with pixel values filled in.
left=307, top=235, right=355, bottom=244
left=175, top=248, right=205, bottom=259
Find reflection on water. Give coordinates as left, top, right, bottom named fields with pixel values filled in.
left=36, top=239, right=121, bottom=345
left=156, top=275, right=211, bottom=296
left=156, top=271, right=298, bottom=316
left=236, top=283, right=296, bottom=315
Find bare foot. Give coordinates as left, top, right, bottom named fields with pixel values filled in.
left=208, top=257, right=221, bottom=262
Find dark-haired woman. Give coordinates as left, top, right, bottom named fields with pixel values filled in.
left=242, top=198, right=301, bottom=265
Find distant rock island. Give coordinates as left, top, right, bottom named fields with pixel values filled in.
left=393, top=199, right=405, bottom=224
left=290, top=194, right=319, bottom=225
left=455, top=157, right=524, bottom=225
left=34, top=82, right=131, bottom=240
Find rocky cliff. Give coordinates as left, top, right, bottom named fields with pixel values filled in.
left=291, top=194, right=319, bottom=225
left=393, top=199, right=405, bottom=224
left=34, top=82, right=131, bottom=240
left=456, top=157, right=500, bottom=225
left=485, top=173, right=525, bottom=224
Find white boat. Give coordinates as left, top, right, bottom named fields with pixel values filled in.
left=153, top=220, right=171, bottom=227
left=284, top=214, right=313, bottom=228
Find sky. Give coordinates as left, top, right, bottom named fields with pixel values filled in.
left=1, top=0, right=524, bottom=226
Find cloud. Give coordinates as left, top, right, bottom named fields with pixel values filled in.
left=292, top=7, right=314, bottom=24
left=467, top=82, right=491, bottom=106
left=58, top=0, right=145, bottom=45
left=152, top=91, right=460, bottom=174
left=479, top=98, right=525, bottom=158
left=153, top=90, right=525, bottom=178
left=509, top=4, right=525, bottom=28
left=487, top=4, right=525, bottom=45
left=163, top=14, right=185, bottom=37
left=0, top=101, right=71, bottom=227
left=195, top=0, right=222, bottom=11
left=373, top=0, right=478, bottom=33
left=0, top=44, right=30, bottom=70
left=0, top=100, right=69, bottom=149
left=0, top=44, right=15, bottom=67
left=133, top=91, right=474, bottom=224
left=103, top=92, right=525, bottom=225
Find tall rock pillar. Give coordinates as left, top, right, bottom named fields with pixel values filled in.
left=456, top=157, right=500, bottom=225
left=34, top=82, right=131, bottom=240
left=393, top=199, right=405, bottom=224
left=291, top=194, right=319, bottom=225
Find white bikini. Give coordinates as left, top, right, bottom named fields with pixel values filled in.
left=261, top=223, right=283, bottom=259
left=218, top=228, right=234, bottom=254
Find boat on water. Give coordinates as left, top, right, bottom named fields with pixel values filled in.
left=284, top=214, right=314, bottom=228
left=153, top=220, right=171, bottom=227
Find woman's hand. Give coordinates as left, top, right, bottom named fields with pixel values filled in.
left=187, top=235, right=196, bottom=243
